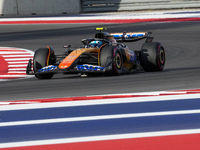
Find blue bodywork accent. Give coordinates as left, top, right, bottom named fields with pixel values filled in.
left=113, top=33, right=145, bottom=38
left=38, top=65, right=57, bottom=73
left=76, top=65, right=105, bottom=71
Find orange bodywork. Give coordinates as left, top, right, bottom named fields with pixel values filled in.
left=59, top=47, right=99, bottom=69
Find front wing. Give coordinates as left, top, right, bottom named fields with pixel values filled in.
left=26, top=59, right=106, bottom=75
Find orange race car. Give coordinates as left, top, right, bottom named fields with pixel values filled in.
left=26, top=28, right=165, bottom=79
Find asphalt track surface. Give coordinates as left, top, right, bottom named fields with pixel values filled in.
left=0, top=21, right=200, bottom=101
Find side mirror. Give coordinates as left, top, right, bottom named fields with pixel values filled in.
left=63, top=45, right=71, bottom=48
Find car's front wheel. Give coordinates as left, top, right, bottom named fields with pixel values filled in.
left=33, top=47, right=56, bottom=79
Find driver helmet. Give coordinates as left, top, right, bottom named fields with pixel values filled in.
left=89, top=41, right=103, bottom=48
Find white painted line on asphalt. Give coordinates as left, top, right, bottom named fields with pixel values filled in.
left=9, top=68, right=26, bottom=71
left=0, top=11, right=199, bottom=22
left=8, top=72, right=26, bottom=74
left=0, top=128, right=200, bottom=148
left=5, top=58, right=32, bottom=61
left=0, top=75, right=29, bottom=77
left=0, top=52, right=31, bottom=54
left=8, top=65, right=27, bottom=67
left=8, top=68, right=26, bottom=72
left=1, top=109, right=200, bottom=127
left=1, top=93, right=200, bottom=111
left=97, top=91, right=187, bottom=96
left=3, top=55, right=33, bottom=57
left=7, top=61, right=29, bottom=63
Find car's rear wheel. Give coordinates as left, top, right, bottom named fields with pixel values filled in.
left=99, top=46, right=123, bottom=75
left=140, top=42, right=165, bottom=72
left=33, top=47, right=56, bottom=79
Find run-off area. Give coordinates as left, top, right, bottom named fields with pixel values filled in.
left=1, top=93, right=200, bottom=150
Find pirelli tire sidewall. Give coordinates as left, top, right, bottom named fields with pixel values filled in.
left=100, top=45, right=123, bottom=75
left=140, top=42, right=165, bottom=72
left=33, top=47, right=55, bottom=79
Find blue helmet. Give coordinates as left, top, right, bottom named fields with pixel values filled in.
left=89, top=41, right=103, bottom=48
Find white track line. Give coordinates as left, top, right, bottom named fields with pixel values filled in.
left=0, top=75, right=29, bottom=77
left=1, top=109, right=200, bottom=127
left=8, top=64, right=27, bottom=67
left=3, top=55, right=33, bottom=57
left=8, top=61, right=29, bottom=64
left=5, top=58, right=32, bottom=61
left=8, top=72, right=27, bottom=74
left=0, top=52, right=31, bottom=54
left=8, top=68, right=27, bottom=71
left=0, top=11, right=199, bottom=22
left=0, top=129, right=200, bottom=148
left=1, top=93, right=200, bottom=111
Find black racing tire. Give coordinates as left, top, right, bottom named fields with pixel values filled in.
left=140, top=42, right=165, bottom=72
left=33, top=47, right=55, bottom=79
left=99, top=46, right=123, bottom=75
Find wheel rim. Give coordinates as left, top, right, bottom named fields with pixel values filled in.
left=159, top=49, right=165, bottom=65
left=115, top=53, right=122, bottom=69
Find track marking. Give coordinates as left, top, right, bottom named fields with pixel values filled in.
left=1, top=93, right=200, bottom=110
left=0, top=129, right=200, bottom=149
left=0, top=10, right=199, bottom=24
left=1, top=109, right=200, bottom=127
left=3, top=55, right=33, bottom=57
left=1, top=89, right=200, bottom=149
left=0, top=47, right=34, bottom=81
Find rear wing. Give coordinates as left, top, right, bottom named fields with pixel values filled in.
left=110, top=32, right=153, bottom=42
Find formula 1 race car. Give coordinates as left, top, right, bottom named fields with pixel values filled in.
left=26, top=28, right=165, bottom=79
